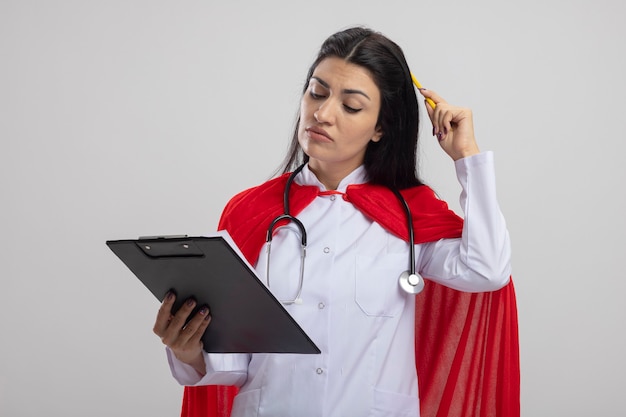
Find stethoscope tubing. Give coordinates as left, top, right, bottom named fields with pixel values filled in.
left=265, top=163, right=424, bottom=302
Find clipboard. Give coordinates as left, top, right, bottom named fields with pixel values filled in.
left=106, top=232, right=320, bottom=354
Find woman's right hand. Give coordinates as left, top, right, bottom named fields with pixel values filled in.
left=153, top=291, right=212, bottom=375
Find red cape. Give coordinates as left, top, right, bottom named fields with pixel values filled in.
left=181, top=174, right=520, bottom=417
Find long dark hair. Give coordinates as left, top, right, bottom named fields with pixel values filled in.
left=279, top=26, right=423, bottom=189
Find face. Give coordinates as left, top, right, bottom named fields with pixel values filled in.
left=298, top=57, right=382, bottom=180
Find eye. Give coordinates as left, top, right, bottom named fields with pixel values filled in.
left=309, top=90, right=326, bottom=100
left=343, top=104, right=362, bottom=114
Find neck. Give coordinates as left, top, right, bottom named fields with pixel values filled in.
left=307, top=160, right=360, bottom=191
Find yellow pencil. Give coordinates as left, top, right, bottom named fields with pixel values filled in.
left=411, top=73, right=436, bottom=109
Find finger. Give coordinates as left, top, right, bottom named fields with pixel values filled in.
left=418, top=89, right=437, bottom=116
left=418, top=88, right=447, bottom=108
left=419, top=88, right=447, bottom=138
left=181, top=306, right=212, bottom=346
left=424, top=98, right=435, bottom=122
left=432, top=105, right=447, bottom=141
left=153, top=290, right=176, bottom=337
left=435, top=107, right=452, bottom=140
left=422, top=94, right=437, bottom=110
left=167, top=297, right=198, bottom=334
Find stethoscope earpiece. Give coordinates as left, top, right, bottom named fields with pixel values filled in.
left=399, top=270, right=425, bottom=294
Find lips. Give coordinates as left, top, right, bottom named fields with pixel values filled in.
left=306, top=126, right=333, bottom=142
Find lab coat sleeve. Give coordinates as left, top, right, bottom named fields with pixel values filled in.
left=166, top=348, right=249, bottom=387
left=418, top=151, right=512, bottom=292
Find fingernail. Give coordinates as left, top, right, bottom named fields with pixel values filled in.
left=432, top=126, right=436, bottom=136
left=164, top=290, right=175, bottom=302
left=437, top=132, right=444, bottom=141
left=198, top=306, right=208, bottom=316
left=186, top=298, right=196, bottom=307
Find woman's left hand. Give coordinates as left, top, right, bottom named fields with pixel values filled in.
left=418, top=88, right=480, bottom=161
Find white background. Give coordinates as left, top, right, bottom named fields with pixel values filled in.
left=1, top=1, right=625, bottom=416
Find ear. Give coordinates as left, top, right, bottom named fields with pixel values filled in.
left=371, top=126, right=383, bottom=143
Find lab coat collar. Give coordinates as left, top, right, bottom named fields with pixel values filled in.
left=297, top=164, right=367, bottom=192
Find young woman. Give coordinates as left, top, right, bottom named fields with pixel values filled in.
left=153, top=27, right=519, bottom=417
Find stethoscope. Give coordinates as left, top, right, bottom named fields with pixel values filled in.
left=265, top=164, right=424, bottom=305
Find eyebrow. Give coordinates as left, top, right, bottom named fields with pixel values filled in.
left=311, top=76, right=371, bottom=101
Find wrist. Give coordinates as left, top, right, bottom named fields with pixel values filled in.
left=452, top=146, right=480, bottom=161
left=190, top=355, right=207, bottom=376
left=176, top=351, right=207, bottom=376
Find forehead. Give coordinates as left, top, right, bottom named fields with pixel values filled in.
left=311, top=57, right=380, bottom=96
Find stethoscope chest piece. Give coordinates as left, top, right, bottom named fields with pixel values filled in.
left=399, top=270, right=425, bottom=294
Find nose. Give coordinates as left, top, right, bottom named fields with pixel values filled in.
left=313, top=100, right=335, bottom=125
